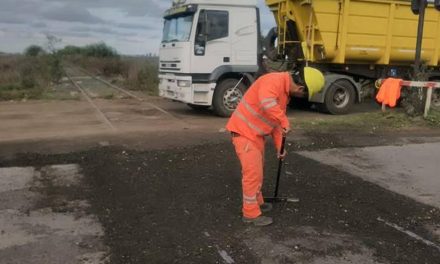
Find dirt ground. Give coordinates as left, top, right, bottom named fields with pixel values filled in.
left=1, top=77, right=440, bottom=263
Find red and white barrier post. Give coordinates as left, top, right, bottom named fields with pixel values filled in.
left=399, top=80, right=440, bottom=117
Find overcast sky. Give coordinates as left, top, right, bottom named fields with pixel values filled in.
left=0, top=0, right=276, bottom=55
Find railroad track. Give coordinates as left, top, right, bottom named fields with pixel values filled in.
left=63, top=65, right=188, bottom=131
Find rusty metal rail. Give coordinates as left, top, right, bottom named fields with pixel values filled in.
left=63, top=65, right=189, bottom=128
left=64, top=70, right=116, bottom=131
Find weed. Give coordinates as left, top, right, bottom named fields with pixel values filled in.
left=0, top=55, right=51, bottom=100
left=0, top=86, right=44, bottom=100
left=295, top=110, right=429, bottom=132
left=121, top=57, right=159, bottom=95
left=425, top=110, right=440, bottom=127
left=49, top=54, right=63, bottom=83
left=65, top=55, right=159, bottom=95
left=103, top=93, right=115, bottom=100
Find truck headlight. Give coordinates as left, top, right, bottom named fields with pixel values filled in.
left=177, top=80, right=191, bottom=87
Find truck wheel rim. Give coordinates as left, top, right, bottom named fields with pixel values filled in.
left=223, top=87, right=243, bottom=111
left=333, top=88, right=349, bottom=108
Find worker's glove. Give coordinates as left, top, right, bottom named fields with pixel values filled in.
left=277, top=149, right=287, bottom=160
left=282, top=127, right=291, bottom=136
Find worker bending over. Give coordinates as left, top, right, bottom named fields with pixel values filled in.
left=226, top=68, right=324, bottom=226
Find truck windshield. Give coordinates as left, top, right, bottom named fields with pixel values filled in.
left=162, top=14, right=194, bottom=43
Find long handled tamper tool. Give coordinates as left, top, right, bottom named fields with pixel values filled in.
left=265, top=135, right=299, bottom=203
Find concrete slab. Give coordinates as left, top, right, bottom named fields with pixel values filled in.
left=0, top=164, right=107, bottom=264
left=298, top=142, right=440, bottom=209
left=0, top=167, right=34, bottom=193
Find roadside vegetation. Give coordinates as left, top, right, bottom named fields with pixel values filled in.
left=0, top=39, right=159, bottom=101
left=62, top=43, right=159, bottom=95
left=0, top=54, right=51, bottom=100
left=295, top=108, right=440, bottom=132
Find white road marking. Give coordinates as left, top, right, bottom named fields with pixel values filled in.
left=377, top=217, right=440, bottom=252
left=216, top=246, right=235, bottom=264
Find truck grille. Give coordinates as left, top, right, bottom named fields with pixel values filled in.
left=160, top=60, right=181, bottom=71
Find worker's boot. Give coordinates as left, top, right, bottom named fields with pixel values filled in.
left=260, top=203, right=273, bottom=213
left=242, top=215, right=273, bottom=226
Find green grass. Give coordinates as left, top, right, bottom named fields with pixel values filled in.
left=425, top=109, right=440, bottom=127
left=0, top=83, right=45, bottom=100
left=295, top=110, right=438, bottom=132
left=42, top=89, right=81, bottom=100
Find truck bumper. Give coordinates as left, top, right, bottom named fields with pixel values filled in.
left=158, top=74, right=215, bottom=106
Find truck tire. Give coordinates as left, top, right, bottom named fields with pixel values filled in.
left=320, top=79, right=356, bottom=115
left=213, top=78, right=246, bottom=117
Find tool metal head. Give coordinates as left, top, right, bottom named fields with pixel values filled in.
left=265, top=197, right=299, bottom=203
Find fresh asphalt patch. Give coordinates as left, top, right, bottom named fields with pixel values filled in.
left=1, top=142, right=439, bottom=263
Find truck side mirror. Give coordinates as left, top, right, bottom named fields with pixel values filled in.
left=195, top=33, right=206, bottom=56
left=194, top=11, right=208, bottom=56
left=196, top=34, right=206, bottom=43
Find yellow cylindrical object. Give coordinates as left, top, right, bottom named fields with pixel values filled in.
left=304, top=67, right=325, bottom=99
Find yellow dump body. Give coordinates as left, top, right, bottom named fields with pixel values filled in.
left=265, top=0, right=440, bottom=66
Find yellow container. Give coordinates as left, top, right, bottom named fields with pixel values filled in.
left=265, top=0, right=440, bottom=66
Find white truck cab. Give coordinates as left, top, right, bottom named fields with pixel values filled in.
left=158, top=0, right=260, bottom=116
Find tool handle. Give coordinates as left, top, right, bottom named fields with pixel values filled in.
left=274, top=135, right=287, bottom=198
left=279, top=135, right=287, bottom=156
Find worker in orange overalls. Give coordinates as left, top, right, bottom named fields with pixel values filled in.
left=226, top=68, right=324, bottom=226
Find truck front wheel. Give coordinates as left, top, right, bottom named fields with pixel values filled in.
left=320, top=79, right=356, bottom=115
left=213, top=78, right=246, bottom=117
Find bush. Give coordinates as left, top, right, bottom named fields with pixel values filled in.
left=59, top=43, right=119, bottom=58
left=0, top=56, right=20, bottom=85
left=19, top=63, right=37, bottom=88
left=67, top=56, right=124, bottom=77
left=24, top=45, right=45, bottom=57
left=0, top=55, right=51, bottom=100
left=82, top=43, right=119, bottom=58
left=61, top=42, right=122, bottom=77
left=122, top=57, right=159, bottom=95
left=49, top=54, right=63, bottom=83
left=61, top=43, right=159, bottom=95
left=60, top=45, right=82, bottom=56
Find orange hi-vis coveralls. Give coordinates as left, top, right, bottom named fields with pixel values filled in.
left=376, top=78, right=403, bottom=107
left=226, top=72, right=291, bottom=219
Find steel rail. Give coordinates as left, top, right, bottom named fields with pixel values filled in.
left=64, top=70, right=116, bottom=131
left=69, top=65, right=185, bottom=122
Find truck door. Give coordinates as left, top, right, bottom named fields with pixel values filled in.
left=192, top=9, right=231, bottom=75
